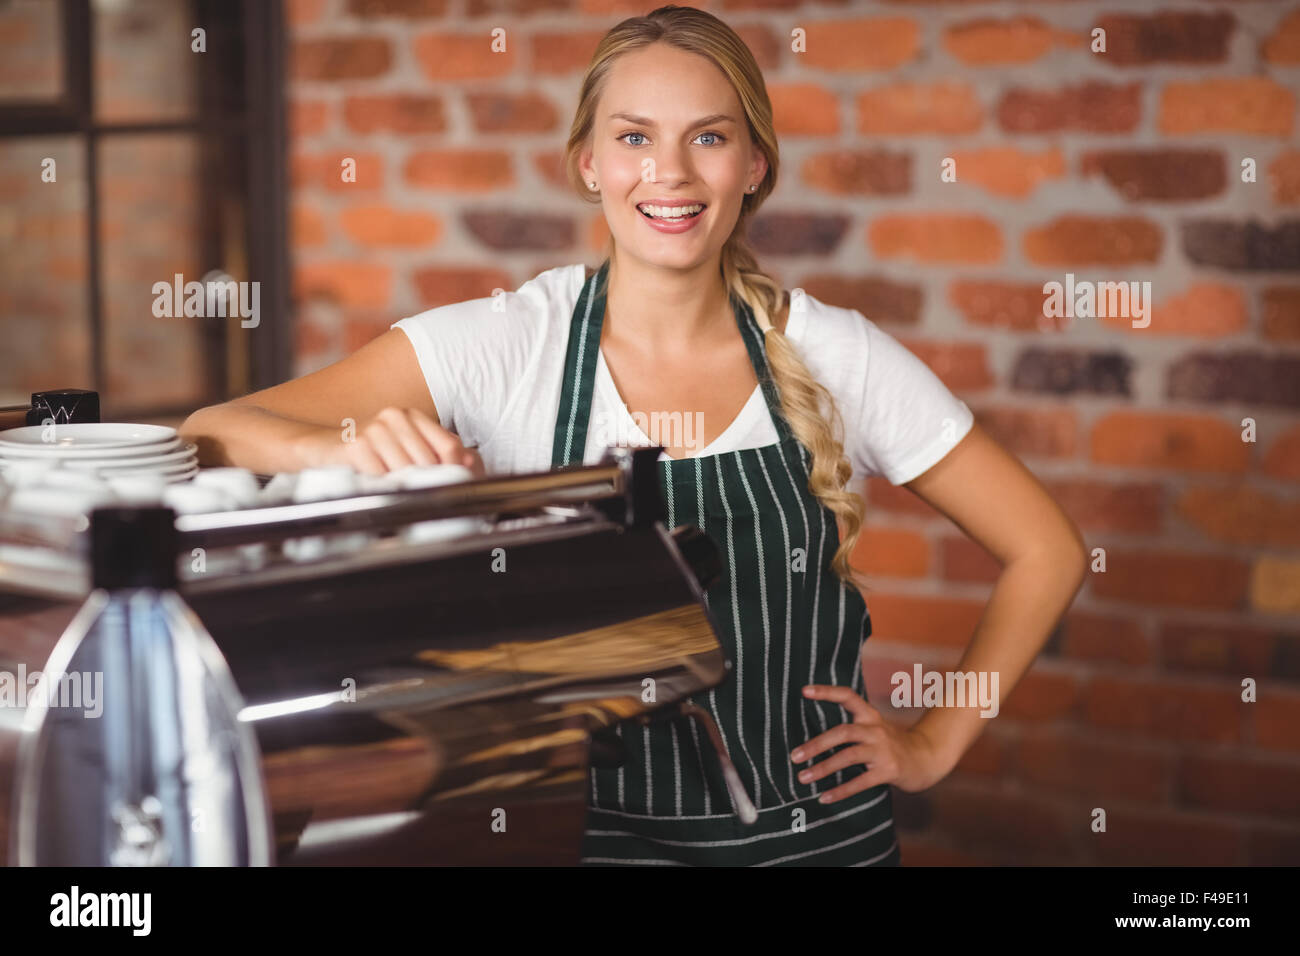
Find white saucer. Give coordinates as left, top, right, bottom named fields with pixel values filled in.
left=0, top=436, right=183, bottom=460
left=60, top=443, right=198, bottom=471
left=0, top=423, right=178, bottom=453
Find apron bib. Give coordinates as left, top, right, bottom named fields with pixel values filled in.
left=554, top=260, right=900, bottom=866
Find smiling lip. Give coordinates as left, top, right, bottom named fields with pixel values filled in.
left=636, top=199, right=708, bottom=209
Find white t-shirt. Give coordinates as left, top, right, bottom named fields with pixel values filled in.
left=391, top=263, right=974, bottom=483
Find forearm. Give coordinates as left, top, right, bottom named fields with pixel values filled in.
left=180, top=402, right=330, bottom=473
left=911, top=542, right=1087, bottom=775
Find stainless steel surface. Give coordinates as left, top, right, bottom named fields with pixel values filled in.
left=0, top=449, right=736, bottom=864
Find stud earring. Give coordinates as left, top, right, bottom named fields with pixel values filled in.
left=749, top=184, right=757, bottom=192
left=589, top=181, right=597, bottom=190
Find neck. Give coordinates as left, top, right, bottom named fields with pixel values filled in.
left=603, top=250, right=732, bottom=357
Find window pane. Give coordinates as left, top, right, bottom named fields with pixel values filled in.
left=0, top=137, right=90, bottom=407
left=99, top=134, right=207, bottom=411
left=0, top=0, right=63, bottom=103
left=94, top=0, right=197, bottom=123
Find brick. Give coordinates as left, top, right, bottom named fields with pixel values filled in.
left=343, top=311, right=404, bottom=353
left=1159, top=620, right=1280, bottom=679
left=1182, top=219, right=1300, bottom=271
left=1093, top=810, right=1244, bottom=867
left=850, top=526, right=929, bottom=578
left=1179, top=752, right=1300, bottom=819
left=949, top=730, right=1007, bottom=778
left=1095, top=12, right=1234, bottom=65
left=734, top=24, right=782, bottom=70
left=1089, top=550, right=1251, bottom=611
left=413, top=31, right=515, bottom=80
left=856, top=82, right=982, bottom=135
left=864, top=476, right=942, bottom=518
left=947, top=146, right=1065, bottom=198
left=1247, top=824, right=1300, bottom=866
left=1268, top=150, right=1300, bottom=204
left=868, top=214, right=1002, bottom=264
left=1086, top=676, right=1245, bottom=742
left=942, top=17, right=1077, bottom=65
left=287, top=0, right=326, bottom=25
left=1145, top=282, right=1248, bottom=338
left=294, top=261, right=392, bottom=309
left=972, top=406, right=1077, bottom=458
left=1010, top=348, right=1132, bottom=397
left=769, top=83, right=840, bottom=136
left=802, top=150, right=910, bottom=196
left=348, top=0, right=449, bottom=15
left=293, top=37, right=392, bottom=81
left=863, top=593, right=986, bottom=648
left=412, top=265, right=515, bottom=308
left=1264, top=423, right=1300, bottom=480
left=1176, top=486, right=1300, bottom=548
left=1044, top=480, right=1163, bottom=536
left=1090, top=411, right=1249, bottom=473
left=1255, top=693, right=1300, bottom=752
left=343, top=94, right=447, bottom=134
left=462, top=210, right=573, bottom=251
left=405, top=150, right=513, bottom=191
left=949, top=279, right=1045, bottom=332
left=897, top=339, right=993, bottom=391
left=998, top=82, right=1140, bottom=134
left=799, top=274, right=923, bottom=326
left=467, top=0, right=567, bottom=14
left=1167, top=352, right=1300, bottom=408
left=292, top=151, right=384, bottom=192
left=292, top=204, right=327, bottom=247
left=529, top=30, right=606, bottom=75
left=467, top=91, right=558, bottom=133
left=1081, top=149, right=1225, bottom=201
left=1263, top=8, right=1300, bottom=64
left=801, top=18, right=919, bottom=72
left=289, top=99, right=331, bottom=138
left=1001, top=671, right=1080, bottom=722
left=939, top=536, right=999, bottom=583
left=928, top=785, right=1078, bottom=863
left=1014, top=728, right=1172, bottom=802
left=1262, top=286, right=1300, bottom=341
left=1159, top=78, right=1294, bottom=137
left=1252, top=557, right=1300, bottom=614
left=530, top=150, right=569, bottom=189
left=1056, top=610, right=1151, bottom=667
left=749, top=213, right=849, bottom=256
left=1024, top=215, right=1162, bottom=265
left=339, top=204, right=443, bottom=246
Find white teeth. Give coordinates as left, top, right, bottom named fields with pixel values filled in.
left=638, top=203, right=704, bottom=219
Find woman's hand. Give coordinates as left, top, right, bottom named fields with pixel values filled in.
left=790, top=684, right=950, bottom=801
left=294, top=406, right=486, bottom=477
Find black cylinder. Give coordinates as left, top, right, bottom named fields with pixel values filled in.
left=90, top=506, right=178, bottom=590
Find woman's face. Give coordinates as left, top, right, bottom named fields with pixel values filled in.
left=581, top=42, right=767, bottom=273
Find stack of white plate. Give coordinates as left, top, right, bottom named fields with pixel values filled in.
left=0, top=423, right=198, bottom=483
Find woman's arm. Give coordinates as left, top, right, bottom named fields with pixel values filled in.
left=899, top=421, right=1088, bottom=777
left=180, top=329, right=482, bottom=475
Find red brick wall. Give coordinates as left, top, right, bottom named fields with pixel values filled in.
left=286, top=0, right=1300, bottom=864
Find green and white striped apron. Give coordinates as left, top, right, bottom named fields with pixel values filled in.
left=555, top=260, right=900, bottom=866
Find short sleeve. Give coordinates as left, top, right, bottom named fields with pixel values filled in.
left=850, top=317, right=975, bottom=485
left=390, top=292, right=541, bottom=448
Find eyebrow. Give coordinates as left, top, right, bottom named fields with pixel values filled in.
left=607, top=112, right=737, bottom=128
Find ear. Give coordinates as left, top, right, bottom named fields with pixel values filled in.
left=578, top=145, right=595, bottom=185
left=749, top=146, right=769, bottom=190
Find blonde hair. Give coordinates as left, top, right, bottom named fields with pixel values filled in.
left=563, top=4, right=867, bottom=588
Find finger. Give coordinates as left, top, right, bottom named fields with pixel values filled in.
left=380, top=410, right=439, bottom=466
left=818, top=768, right=889, bottom=805
left=342, top=438, right=387, bottom=476
left=363, top=425, right=416, bottom=471
left=803, top=684, right=879, bottom=724
left=790, top=723, right=863, bottom=763
left=797, top=745, right=870, bottom=786
left=406, top=408, right=473, bottom=468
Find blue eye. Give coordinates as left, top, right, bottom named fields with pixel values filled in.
left=617, top=131, right=727, bottom=147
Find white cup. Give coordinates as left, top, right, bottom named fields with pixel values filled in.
left=193, top=467, right=260, bottom=509
left=287, top=466, right=368, bottom=562
left=1, top=459, right=57, bottom=487
left=258, top=471, right=299, bottom=506
left=107, top=474, right=167, bottom=504
left=393, top=464, right=482, bottom=544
